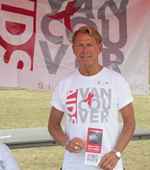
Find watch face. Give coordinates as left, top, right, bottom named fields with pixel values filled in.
left=112, top=149, right=121, bottom=159
left=116, top=152, right=121, bottom=158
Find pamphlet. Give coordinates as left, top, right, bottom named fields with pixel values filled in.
left=84, top=127, right=103, bottom=166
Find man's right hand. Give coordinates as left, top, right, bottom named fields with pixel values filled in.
left=65, top=137, right=87, bottom=153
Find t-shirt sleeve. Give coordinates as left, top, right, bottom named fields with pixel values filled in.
left=50, top=82, right=64, bottom=112
left=118, top=82, right=134, bottom=110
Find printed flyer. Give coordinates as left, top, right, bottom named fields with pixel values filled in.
left=84, top=127, right=103, bottom=166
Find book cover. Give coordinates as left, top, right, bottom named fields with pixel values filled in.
left=84, top=127, right=103, bottom=166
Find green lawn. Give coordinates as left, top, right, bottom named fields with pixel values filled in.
left=0, top=86, right=150, bottom=170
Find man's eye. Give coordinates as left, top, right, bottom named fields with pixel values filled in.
left=88, top=44, right=93, bottom=46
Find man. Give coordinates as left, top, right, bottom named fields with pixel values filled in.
left=0, top=142, right=20, bottom=170
left=48, top=26, right=135, bottom=170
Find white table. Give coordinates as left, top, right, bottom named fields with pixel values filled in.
left=0, top=124, right=150, bottom=149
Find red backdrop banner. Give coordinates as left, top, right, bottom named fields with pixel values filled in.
left=0, top=0, right=150, bottom=94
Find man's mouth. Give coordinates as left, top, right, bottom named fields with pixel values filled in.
left=81, top=56, right=91, bottom=59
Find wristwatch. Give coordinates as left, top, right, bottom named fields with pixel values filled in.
left=112, top=149, right=121, bottom=159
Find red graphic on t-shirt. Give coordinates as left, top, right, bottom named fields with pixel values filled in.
left=83, top=93, right=94, bottom=106
left=48, top=0, right=81, bottom=31
left=66, top=90, right=78, bottom=124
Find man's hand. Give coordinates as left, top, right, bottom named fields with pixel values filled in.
left=65, top=137, right=86, bottom=153
left=97, top=151, right=119, bottom=170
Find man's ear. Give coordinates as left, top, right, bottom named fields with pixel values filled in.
left=72, top=45, right=75, bottom=54
left=98, top=43, right=103, bottom=53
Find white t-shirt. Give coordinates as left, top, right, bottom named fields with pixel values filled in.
left=51, top=67, right=134, bottom=170
left=0, top=142, right=20, bottom=170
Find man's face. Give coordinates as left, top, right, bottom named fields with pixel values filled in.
left=72, top=32, right=102, bottom=68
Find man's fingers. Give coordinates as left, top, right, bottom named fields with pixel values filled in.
left=98, top=152, right=118, bottom=169
left=66, top=137, right=86, bottom=153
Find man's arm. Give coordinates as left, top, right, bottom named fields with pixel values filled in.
left=48, top=106, right=68, bottom=146
left=98, top=103, right=135, bottom=169
left=48, top=106, right=86, bottom=153
left=113, top=103, right=136, bottom=153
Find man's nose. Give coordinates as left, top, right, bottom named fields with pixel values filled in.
left=82, top=46, right=88, bottom=53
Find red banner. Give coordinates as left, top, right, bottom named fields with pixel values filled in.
left=0, top=0, right=150, bottom=94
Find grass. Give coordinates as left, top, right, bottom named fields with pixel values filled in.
left=0, top=86, right=150, bottom=170
left=0, top=87, right=51, bottom=129
left=0, top=56, right=150, bottom=169
left=12, top=146, right=65, bottom=170
left=122, top=93, right=150, bottom=170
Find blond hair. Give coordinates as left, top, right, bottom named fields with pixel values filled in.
left=72, top=26, right=102, bottom=45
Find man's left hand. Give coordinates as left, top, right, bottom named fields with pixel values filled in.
left=97, top=151, right=118, bottom=170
